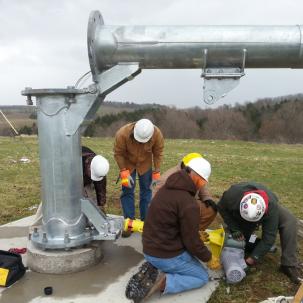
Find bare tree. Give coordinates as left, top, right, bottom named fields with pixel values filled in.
left=200, top=108, right=252, bottom=140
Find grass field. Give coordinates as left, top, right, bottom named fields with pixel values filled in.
left=0, top=136, right=302, bottom=302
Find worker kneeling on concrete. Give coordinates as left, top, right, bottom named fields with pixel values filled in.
left=126, top=157, right=220, bottom=302
left=217, top=182, right=302, bottom=284
left=152, top=152, right=217, bottom=232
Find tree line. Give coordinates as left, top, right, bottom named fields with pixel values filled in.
left=84, top=96, right=303, bottom=144
left=1, top=95, right=302, bottom=143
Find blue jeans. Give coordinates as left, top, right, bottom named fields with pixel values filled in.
left=121, top=169, right=152, bottom=221
left=144, top=251, right=209, bottom=294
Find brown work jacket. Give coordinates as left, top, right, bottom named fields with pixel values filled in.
left=143, top=170, right=211, bottom=262
left=114, top=122, right=164, bottom=175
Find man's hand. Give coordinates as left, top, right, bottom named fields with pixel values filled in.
left=151, top=171, right=161, bottom=188
left=199, top=230, right=210, bottom=242
left=207, top=255, right=222, bottom=270
left=203, top=199, right=218, bottom=212
left=245, top=257, right=256, bottom=266
left=120, top=169, right=134, bottom=188
left=231, top=230, right=245, bottom=241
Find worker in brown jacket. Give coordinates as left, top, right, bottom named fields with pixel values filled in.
left=152, top=152, right=217, bottom=232
left=126, top=157, right=220, bottom=302
left=114, top=119, right=164, bottom=236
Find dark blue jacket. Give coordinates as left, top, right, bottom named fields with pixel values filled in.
left=218, top=182, right=279, bottom=261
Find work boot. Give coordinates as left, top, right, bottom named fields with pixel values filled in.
left=122, top=230, right=132, bottom=238
left=143, top=272, right=166, bottom=301
left=125, top=262, right=158, bottom=303
left=279, top=265, right=301, bottom=284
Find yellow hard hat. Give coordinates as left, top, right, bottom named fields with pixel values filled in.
left=182, top=152, right=203, bottom=166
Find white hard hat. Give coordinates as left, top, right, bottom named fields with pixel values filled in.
left=134, top=119, right=154, bottom=143
left=239, top=193, right=266, bottom=222
left=186, top=157, right=211, bottom=181
left=90, top=155, right=109, bottom=181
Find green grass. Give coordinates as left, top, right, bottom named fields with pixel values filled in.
left=0, top=136, right=302, bottom=302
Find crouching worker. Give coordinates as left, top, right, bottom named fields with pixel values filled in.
left=126, top=157, right=220, bottom=302
left=152, top=152, right=217, bottom=232
left=82, top=146, right=109, bottom=213
left=218, top=182, right=302, bottom=284
left=32, top=146, right=109, bottom=226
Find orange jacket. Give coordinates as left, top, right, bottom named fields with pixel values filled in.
left=114, top=122, right=164, bottom=175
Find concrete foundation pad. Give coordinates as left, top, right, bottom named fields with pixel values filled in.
left=0, top=216, right=223, bottom=303
left=27, top=241, right=103, bottom=274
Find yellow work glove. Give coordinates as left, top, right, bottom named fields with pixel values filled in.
left=199, top=230, right=210, bottom=242
left=207, top=255, right=222, bottom=270
left=120, top=169, right=134, bottom=188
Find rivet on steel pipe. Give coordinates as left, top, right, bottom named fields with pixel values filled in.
left=87, top=10, right=303, bottom=104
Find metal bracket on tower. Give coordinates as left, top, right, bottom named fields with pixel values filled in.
left=81, top=198, right=123, bottom=240
left=95, top=63, right=141, bottom=97
left=201, top=49, right=247, bottom=105
left=87, top=10, right=141, bottom=94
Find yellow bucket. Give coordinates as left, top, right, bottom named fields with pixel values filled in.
left=205, top=226, right=225, bottom=258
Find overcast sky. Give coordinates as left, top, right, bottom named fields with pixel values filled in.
left=1, top=0, right=303, bottom=109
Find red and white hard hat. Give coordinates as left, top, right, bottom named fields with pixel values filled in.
left=239, top=192, right=267, bottom=222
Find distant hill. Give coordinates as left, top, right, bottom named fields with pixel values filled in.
left=0, top=101, right=162, bottom=117
left=96, top=101, right=163, bottom=116
left=0, top=95, right=302, bottom=143
left=0, top=105, right=36, bottom=114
